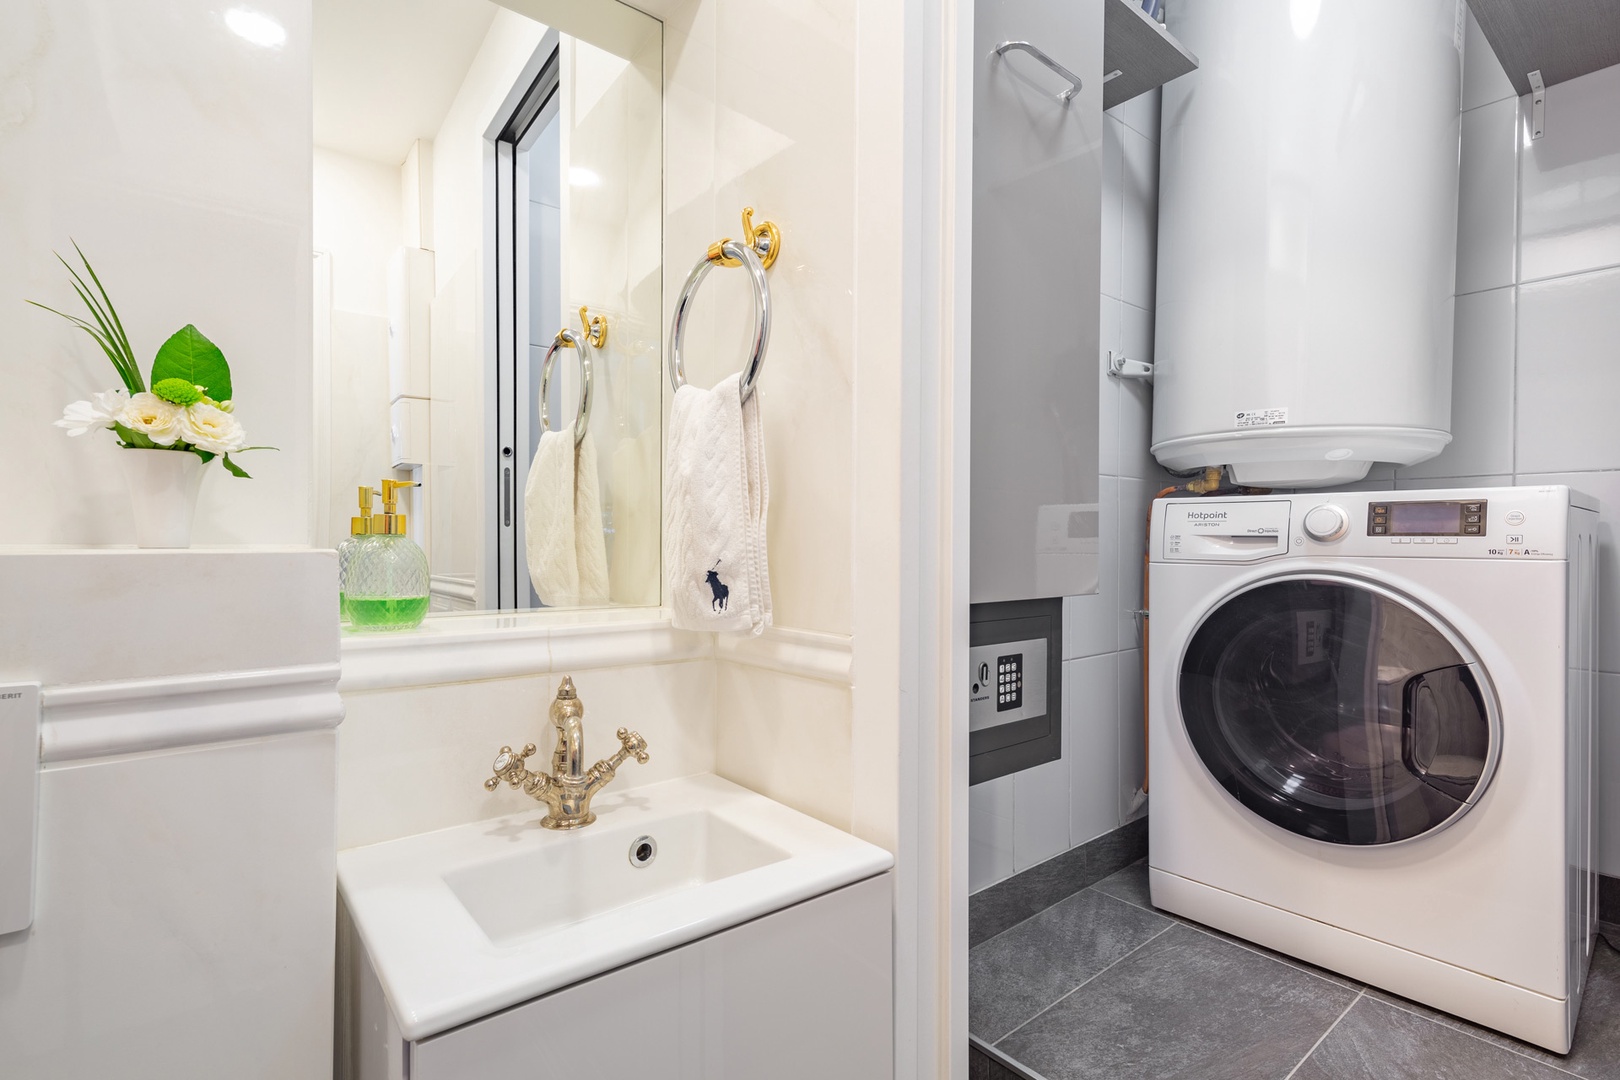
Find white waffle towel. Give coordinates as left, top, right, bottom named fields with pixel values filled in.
left=663, top=372, right=771, bottom=634
left=524, top=431, right=609, bottom=607
left=525, top=430, right=579, bottom=606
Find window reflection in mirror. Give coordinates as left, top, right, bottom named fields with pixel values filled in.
left=312, top=0, right=662, bottom=618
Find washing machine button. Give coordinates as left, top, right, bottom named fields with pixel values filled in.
left=1303, top=504, right=1350, bottom=542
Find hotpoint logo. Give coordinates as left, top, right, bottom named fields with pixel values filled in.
left=1186, top=510, right=1228, bottom=521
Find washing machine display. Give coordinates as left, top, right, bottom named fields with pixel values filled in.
left=1179, top=576, right=1496, bottom=846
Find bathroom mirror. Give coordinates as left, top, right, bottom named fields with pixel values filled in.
left=312, top=0, right=662, bottom=617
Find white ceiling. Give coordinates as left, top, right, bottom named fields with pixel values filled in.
left=313, top=0, right=500, bottom=165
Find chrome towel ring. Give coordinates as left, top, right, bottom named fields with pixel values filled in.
left=669, top=207, right=781, bottom=404
left=540, top=330, right=592, bottom=446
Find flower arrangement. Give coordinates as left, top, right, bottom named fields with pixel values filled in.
left=34, top=244, right=272, bottom=477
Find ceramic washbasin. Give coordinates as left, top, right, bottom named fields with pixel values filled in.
left=338, top=774, right=893, bottom=1040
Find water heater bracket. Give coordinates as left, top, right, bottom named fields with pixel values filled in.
left=1108, top=351, right=1155, bottom=383
left=1528, top=69, right=1546, bottom=139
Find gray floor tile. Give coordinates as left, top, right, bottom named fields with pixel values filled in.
left=1366, top=939, right=1620, bottom=1078
left=998, top=923, right=1358, bottom=1080
left=1091, top=858, right=1153, bottom=910
left=1293, top=996, right=1573, bottom=1080
left=969, top=889, right=1173, bottom=1043
left=1091, top=860, right=1360, bottom=991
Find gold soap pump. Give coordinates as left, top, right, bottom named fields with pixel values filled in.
left=337, top=486, right=377, bottom=623
left=341, top=478, right=430, bottom=632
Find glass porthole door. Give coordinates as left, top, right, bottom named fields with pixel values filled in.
left=1179, top=577, right=1497, bottom=846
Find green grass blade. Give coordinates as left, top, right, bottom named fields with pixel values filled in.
left=60, top=257, right=142, bottom=390
left=27, top=299, right=142, bottom=393
left=68, top=241, right=137, bottom=378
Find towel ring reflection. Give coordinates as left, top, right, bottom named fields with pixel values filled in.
left=540, top=327, right=593, bottom=445
left=669, top=208, right=779, bottom=404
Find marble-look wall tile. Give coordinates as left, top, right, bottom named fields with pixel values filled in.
left=2, top=0, right=313, bottom=546
left=715, top=661, right=854, bottom=832
left=337, top=660, right=716, bottom=849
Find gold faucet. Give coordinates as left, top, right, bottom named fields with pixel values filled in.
left=483, top=676, right=650, bottom=829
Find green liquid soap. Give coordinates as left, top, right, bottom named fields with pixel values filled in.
left=343, top=595, right=430, bottom=630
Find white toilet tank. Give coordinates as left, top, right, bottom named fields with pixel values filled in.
left=1152, top=0, right=1463, bottom=487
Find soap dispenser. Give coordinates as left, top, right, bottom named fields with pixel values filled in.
left=342, top=479, right=430, bottom=632
left=338, top=486, right=377, bottom=624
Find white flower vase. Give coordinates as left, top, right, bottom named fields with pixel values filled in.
left=116, top=448, right=206, bottom=549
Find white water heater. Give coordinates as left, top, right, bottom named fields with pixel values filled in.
left=1152, top=0, right=1463, bottom=487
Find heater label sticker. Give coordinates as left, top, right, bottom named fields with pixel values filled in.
left=1235, top=407, right=1288, bottom=429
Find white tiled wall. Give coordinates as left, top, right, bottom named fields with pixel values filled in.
left=1397, top=22, right=1620, bottom=875
left=970, top=91, right=1168, bottom=893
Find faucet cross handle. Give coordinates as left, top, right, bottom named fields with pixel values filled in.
left=616, top=727, right=650, bottom=765
left=484, top=743, right=539, bottom=791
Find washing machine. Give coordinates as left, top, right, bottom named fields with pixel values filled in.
left=1147, top=486, right=1599, bottom=1053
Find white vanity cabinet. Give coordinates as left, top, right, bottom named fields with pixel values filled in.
left=357, top=873, right=893, bottom=1080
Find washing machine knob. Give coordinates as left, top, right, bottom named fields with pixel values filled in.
left=1303, top=504, right=1350, bottom=542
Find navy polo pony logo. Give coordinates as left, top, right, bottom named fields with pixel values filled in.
left=704, top=560, right=730, bottom=612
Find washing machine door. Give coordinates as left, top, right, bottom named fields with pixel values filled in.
left=1179, top=575, right=1498, bottom=846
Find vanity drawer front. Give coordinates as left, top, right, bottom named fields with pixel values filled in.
left=410, top=873, right=892, bottom=1080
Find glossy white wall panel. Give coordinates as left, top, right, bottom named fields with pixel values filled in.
left=1116, top=478, right=1154, bottom=652
left=1456, top=97, right=1521, bottom=296
left=0, top=732, right=336, bottom=1080
left=0, top=549, right=337, bottom=687
left=314, top=148, right=403, bottom=318
left=1116, top=648, right=1146, bottom=824
left=1519, top=63, right=1620, bottom=284
left=1154, top=0, right=1461, bottom=483
left=1515, top=266, right=1620, bottom=474
left=1116, top=304, right=1158, bottom=481
left=2, top=0, right=312, bottom=546
left=337, top=661, right=717, bottom=849
left=1394, top=473, right=1513, bottom=490
left=1065, top=653, right=1119, bottom=848
left=969, top=774, right=1015, bottom=894
left=1098, top=296, right=1124, bottom=477
left=1100, top=117, right=1125, bottom=302
left=1120, top=124, right=1159, bottom=311
left=1106, top=87, right=1161, bottom=143
left=1518, top=471, right=1620, bottom=684
left=1402, top=287, right=1515, bottom=480
left=1063, top=477, right=1122, bottom=661
left=1462, top=7, right=1516, bottom=111
left=1601, top=673, right=1620, bottom=876
left=1012, top=755, right=1070, bottom=872
left=715, top=663, right=854, bottom=832
left=970, top=0, right=1104, bottom=602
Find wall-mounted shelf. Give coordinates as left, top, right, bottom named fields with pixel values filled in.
left=1103, top=0, right=1199, bottom=112
left=1467, top=0, right=1620, bottom=99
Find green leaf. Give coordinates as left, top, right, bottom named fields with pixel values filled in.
left=151, top=324, right=231, bottom=402
left=221, top=453, right=251, bottom=479
left=191, top=448, right=216, bottom=464
left=113, top=422, right=157, bottom=449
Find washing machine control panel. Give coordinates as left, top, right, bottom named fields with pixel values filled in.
left=1366, top=499, right=1486, bottom=538
left=1155, top=487, right=1582, bottom=562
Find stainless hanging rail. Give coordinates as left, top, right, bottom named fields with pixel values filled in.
left=669, top=207, right=781, bottom=404
left=993, top=40, right=1084, bottom=103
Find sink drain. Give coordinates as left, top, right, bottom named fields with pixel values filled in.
left=628, top=835, right=657, bottom=868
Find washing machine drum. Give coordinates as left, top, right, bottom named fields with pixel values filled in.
left=1180, top=577, right=1496, bottom=846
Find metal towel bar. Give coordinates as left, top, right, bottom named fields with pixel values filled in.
left=993, top=40, right=1083, bottom=103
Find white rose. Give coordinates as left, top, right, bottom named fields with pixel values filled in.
left=120, top=392, right=185, bottom=446
left=55, top=388, right=129, bottom=436
left=178, top=402, right=246, bottom=454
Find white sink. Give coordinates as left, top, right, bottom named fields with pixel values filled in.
left=338, top=774, right=893, bottom=1040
